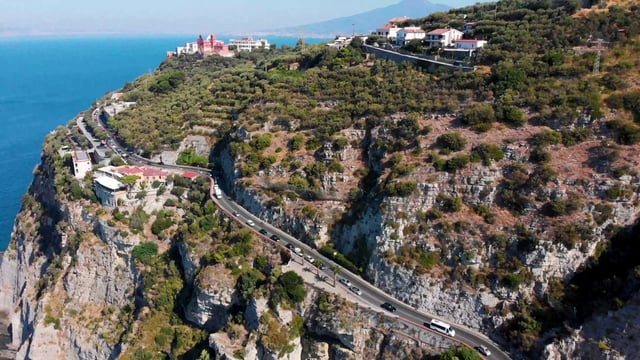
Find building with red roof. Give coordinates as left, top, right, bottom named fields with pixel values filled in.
left=181, top=171, right=201, bottom=180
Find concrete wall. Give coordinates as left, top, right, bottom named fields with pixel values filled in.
left=363, top=45, right=476, bottom=73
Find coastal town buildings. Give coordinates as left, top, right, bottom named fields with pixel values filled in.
left=229, top=38, right=270, bottom=52
left=71, top=151, right=92, bottom=179
left=373, top=17, right=410, bottom=42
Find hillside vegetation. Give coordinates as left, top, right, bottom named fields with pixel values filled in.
left=88, top=0, right=640, bottom=357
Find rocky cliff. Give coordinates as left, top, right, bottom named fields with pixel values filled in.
left=0, top=128, right=437, bottom=360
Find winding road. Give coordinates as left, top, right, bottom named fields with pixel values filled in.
left=79, top=105, right=511, bottom=360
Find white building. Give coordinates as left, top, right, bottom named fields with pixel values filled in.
left=444, top=39, right=488, bottom=59
left=94, top=176, right=126, bottom=207
left=425, top=28, right=464, bottom=48
left=72, top=151, right=92, bottom=179
left=230, top=38, right=270, bottom=52
left=374, top=25, right=401, bottom=40
left=454, top=39, right=487, bottom=49
left=396, top=27, right=426, bottom=46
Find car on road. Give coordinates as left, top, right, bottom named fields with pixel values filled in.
left=338, top=278, right=352, bottom=287
left=246, top=219, right=255, bottom=227
left=259, top=229, right=268, bottom=236
left=304, top=255, right=313, bottom=263
left=232, top=211, right=240, bottom=217
left=381, top=302, right=397, bottom=312
left=475, top=345, right=491, bottom=356
left=349, top=286, right=362, bottom=296
left=270, top=234, right=281, bottom=242
left=317, top=262, right=327, bottom=271
left=286, top=244, right=295, bottom=251
left=293, top=247, right=302, bottom=255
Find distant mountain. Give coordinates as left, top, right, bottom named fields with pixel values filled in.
left=264, top=0, right=450, bottom=37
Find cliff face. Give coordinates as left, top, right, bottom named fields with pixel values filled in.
left=0, top=129, right=436, bottom=360
left=0, top=154, right=143, bottom=359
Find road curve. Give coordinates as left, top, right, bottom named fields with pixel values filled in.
left=83, top=103, right=511, bottom=360
left=212, top=186, right=509, bottom=360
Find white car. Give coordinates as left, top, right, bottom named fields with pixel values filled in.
left=349, top=286, right=362, bottom=296
left=304, top=255, right=314, bottom=263
left=475, top=345, right=491, bottom=356
left=246, top=219, right=255, bottom=227
left=293, top=247, right=302, bottom=255
left=338, top=278, right=352, bottom=287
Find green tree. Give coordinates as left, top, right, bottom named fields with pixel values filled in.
left=439, top=346, right=482, bottom=360
left=132, top=242, right=158, bottom=265
left=461, top=103, right=496, bottom=127
left=437, top=132, right=467, bottom=152
left=277, top=271, right=306, bottom=304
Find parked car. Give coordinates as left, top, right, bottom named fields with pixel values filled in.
left=304, top=255, right=314, bottom=263
left=381, top=302, right=397, bottom=312
left=338, top=278, right=352, bottom=287
left=259, top=229, right=268, bottom=235
left=270, top=234, right=281, bottom=242
left=232, top=211, right=240, bottom=217
left=317, top=262, right=327, bottom=271
left=349, top=286, right=362, bottom=296
left=246, top=219, right=255, bottom=227
left=293, top=247, right=302, bottom=255
left=475, top=345, right=491, bottom=356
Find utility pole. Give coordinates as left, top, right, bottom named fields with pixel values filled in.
left=352, top=23, right=355, bottom=37
left=593, top=50, right=601, bottom=73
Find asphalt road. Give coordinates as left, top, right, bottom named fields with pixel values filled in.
left=82, top=103, right=510, bottom=359
left=213, top=190, right=510, bottom=360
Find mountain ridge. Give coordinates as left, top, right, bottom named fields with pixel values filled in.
left=260, top=0, right=450, bottom=37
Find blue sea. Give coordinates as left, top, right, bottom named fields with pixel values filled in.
left=0, top=35, right=329, bottom=250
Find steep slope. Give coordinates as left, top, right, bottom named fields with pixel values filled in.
left=3, top=1, right=640, bottom=360
left=265, top=0, right=450, bottom=36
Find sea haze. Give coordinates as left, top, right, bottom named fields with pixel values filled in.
left=0, top=35, right=328, bottom=250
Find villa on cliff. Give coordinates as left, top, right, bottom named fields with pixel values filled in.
left=93, top=165, right=200, bottom=207
left=168, top=34, right=234, bottom=57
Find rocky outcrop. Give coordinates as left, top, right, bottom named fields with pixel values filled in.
left=185, top=264, right=239, bottom=331
left=543, top=291, right=640, bottom=360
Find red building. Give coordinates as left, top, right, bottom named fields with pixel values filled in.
left=197, top=34, right=233, bottom=57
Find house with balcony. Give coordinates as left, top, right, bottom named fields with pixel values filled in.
left=396, top=27, right=426, bottom=46
left=425, top=28, right=463, bottom=48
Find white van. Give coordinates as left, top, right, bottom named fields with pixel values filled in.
left=428, top=319, right=455, bottom=337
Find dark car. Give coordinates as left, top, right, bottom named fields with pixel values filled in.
left=259, top=229, right=268, bottom=236
left=317, top=263, right=327, bottom=271
left=286, top=243, right=295, bottom=250
left=381, top=302, right=397, bottom=312
left=270, top=234, right=281, bottom=242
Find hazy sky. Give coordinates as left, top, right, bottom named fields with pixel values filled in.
left=0, top=0, right=477, bottom=37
